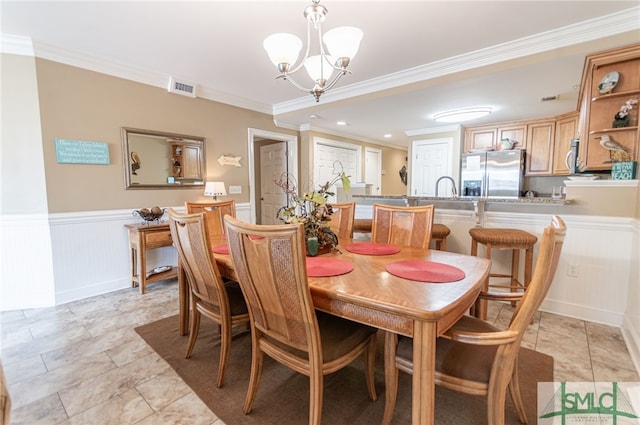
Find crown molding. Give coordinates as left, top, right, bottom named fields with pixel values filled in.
left=3, top=6, right=638, bottom=118
left=272, top=6, right=640, bottom=115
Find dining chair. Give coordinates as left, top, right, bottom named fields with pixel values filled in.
left=327, top=201, right=355, bottom=240
left=382, top=215, right=566, bottom=425
left=185, top=200, right=236, bottom=238
left=223, top=216, right=378, bottom=425
left=168, top=209, right=249, bottom=388
left=371, top=203, right=435, bottom=249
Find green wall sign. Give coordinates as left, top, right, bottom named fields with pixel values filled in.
left=55, top=138, right=110, bottom=165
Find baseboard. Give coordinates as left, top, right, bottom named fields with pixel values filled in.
left=55, top=277, right=133, bottom=305
left=621, top=314, right=640, bottom=377
left=540, top=298, right=623, bottom=327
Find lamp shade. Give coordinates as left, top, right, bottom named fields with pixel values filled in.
left=304, top=55, right=335, bottom=82
left=204, top=181, right=227, bottom=198
left=323, top=26, right=363, bottom=61
left=263, top=33, right=303, bottom=68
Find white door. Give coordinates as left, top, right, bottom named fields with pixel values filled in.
left=313, top=139, right=360, bottom=204
left=365, top=147, right=382, bottom=195
left=260, top=142, right=288, bottom=224
left=411, top=138, right=453, bottom=196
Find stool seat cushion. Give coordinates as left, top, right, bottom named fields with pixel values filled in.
left=469, top=228, right=537, bottom=246
left=432, top=224, right=451, bottom=238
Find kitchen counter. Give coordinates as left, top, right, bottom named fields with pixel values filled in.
left=352, top=194, right=570, bottom=205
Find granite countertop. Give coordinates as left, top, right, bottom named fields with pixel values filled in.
left=352, top=194, right=570, bottom=205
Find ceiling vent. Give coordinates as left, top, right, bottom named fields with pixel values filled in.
left=168, top=76, right=197, bottom=98
left=539, top=95, right=559, bottom=102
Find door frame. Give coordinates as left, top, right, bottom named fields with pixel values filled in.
left=248, top=128, right=298, bottom=224
left=409, top=137, right=454, bottom=196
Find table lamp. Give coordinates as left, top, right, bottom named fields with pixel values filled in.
left=204, top=181, right=227, bottom=201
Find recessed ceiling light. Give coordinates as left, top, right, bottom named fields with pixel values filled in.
left=337, top=120, right=348, bottom=126
left=309, top=113, right=319, bottom=119
left=384, top=133, right=392, bottom=138
left=433, top=107, right=492, bottom=123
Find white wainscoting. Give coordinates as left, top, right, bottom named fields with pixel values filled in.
left=355, top=204, right=636, bottom=328
left=3, top=203, right=638, bottom=375
left=0, top=203, right=252, bottom=310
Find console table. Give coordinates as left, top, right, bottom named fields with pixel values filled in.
left=124, top=223, right=179, bottom=294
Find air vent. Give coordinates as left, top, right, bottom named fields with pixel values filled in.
left=168, top=76, right=197, bottom=98
left=539, top=95, right=559, bottom=102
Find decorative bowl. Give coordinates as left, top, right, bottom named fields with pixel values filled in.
left=133, top=207, right=166, bottom=223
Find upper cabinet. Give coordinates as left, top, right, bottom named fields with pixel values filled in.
left=578, top=44, right=640, bottom=171
left=552, top=112, right=579, bottom=175
left=525, top=120, right=556, bottom=176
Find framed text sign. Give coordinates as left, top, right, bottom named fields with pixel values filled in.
left=55, top=139, right=110, bottom=165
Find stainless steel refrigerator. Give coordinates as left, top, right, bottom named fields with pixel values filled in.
left=460, top=149, right=525, bottom=198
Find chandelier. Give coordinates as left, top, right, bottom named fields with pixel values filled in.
left=263, top=0, right=363, bottom=102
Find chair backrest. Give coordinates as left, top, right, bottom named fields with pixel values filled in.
left=224, top=216, right=321, bottom=355
left=371, top=203, right=434, bottom=249
left=328, top=202, right=355, bottom=240
left=185, top=200, right=236, bottom=237
left=509, top=216, right=566, bottom=334
left=168, top=208, right=229, bottom=309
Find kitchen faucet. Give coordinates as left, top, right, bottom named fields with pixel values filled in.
left=435, top=176, right=458, bottom=197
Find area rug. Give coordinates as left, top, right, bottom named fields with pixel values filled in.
left=135, top=315, right=553, bottom=424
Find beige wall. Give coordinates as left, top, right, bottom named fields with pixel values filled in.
left=30, top=57, right=295, bottom=213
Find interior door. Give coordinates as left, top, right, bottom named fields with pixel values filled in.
left=411, top=138, right=453, bottom=196
left=365, top=147, right=382, bottom=195
left=313, top=139, right=359, bottom=204
left=260, top=142, right=288, bottom=224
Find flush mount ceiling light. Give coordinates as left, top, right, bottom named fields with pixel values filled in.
left=433, top=107, right=493, bottom=123
left=263, top=0, right=363, bottom=102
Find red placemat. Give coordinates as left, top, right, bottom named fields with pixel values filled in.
left=212, top=244, right=229, bottom=255
left=306, top=257, right=354, bottom=277
left=385, top=260, right=465, bottom=283
left=345, top=242, right=401, bottom=255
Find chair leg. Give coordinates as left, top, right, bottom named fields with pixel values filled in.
left=364, top=334, right=377, bottom=401
left=216, top=319, right=232, bottom=388
left=309, top=361, right=324, bottom=425
left=243, top=331, right=264, bottom=415
left=185, top=306, right=201, bottom=359
left=509, top=358, right=527, bottom=424
left=382, top=331, right=399, bottom=425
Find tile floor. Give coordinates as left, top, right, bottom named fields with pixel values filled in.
left=1, top=279, right=638, bottom=424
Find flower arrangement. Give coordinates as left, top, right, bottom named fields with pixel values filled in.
left=274, top=161, right=350, bottom=253
left=613, top=98, right=638, bottom=128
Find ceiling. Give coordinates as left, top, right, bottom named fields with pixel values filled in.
left=2, top=1, right=639, bottom=149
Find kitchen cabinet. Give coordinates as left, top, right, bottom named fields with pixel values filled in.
left=578, top=44, right=640, bottom=171
left=464, top=126, right=496, bottom=152
left=464, top=124, right=527, bottom=153
left=525, top=120, right=555, bottom=176
left=553, top=112, right=579, bottom=175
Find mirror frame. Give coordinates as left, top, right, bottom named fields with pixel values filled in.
left=122, top=127, right=206, bottom=189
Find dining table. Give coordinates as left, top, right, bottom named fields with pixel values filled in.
left=178, top=236, right=490, bottom=425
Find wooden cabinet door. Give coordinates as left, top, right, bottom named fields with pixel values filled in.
left=525, top=121, right=556, bottom=175
left=464, top=126, right=497, bottom=152
left=553, top=112, right=579, bottom=175
left=497, top=125, right=527, bottom=150
left=182, top=144, right=202, bottom=179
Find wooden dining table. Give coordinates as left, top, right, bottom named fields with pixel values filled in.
left=178, top=237, right=490, bottom=425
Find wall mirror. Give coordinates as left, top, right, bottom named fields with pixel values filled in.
left=122, top=127, right=206, bottom=189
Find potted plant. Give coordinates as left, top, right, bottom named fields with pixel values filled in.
left=612, top=98, right=638, bottom=128
left=274, top=162, right=350, bottom=255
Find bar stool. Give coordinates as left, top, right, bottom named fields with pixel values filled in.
left=431, top=224, right=451, bottom=251
left=469, top=227, right=537, bottom=319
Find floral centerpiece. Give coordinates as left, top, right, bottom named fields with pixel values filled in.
left=613, top=98, right=638, bottom=128
left=274, top=162, right=350, bottom=254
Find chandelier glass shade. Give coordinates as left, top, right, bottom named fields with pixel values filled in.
left=263, top=0, right=363, bottom=102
